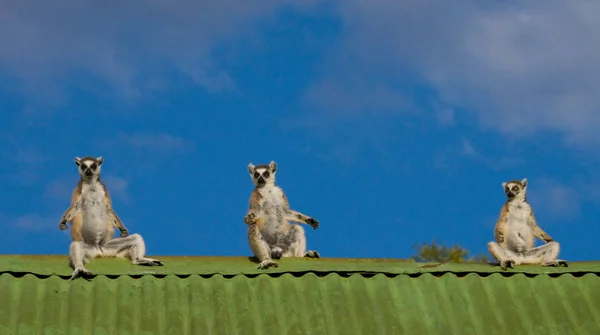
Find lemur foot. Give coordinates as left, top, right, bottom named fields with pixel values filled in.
left=244, top=212, right=257, bottom=225
left=306, top=217, right=320, bottom=229
left=271, top=247, right=283, bottom=260
left=257, top=260, right=278, bottom=270
left=542, top=260, right=568, bottom=267
left=500, top=259, right=515, bottom=270
left=304, top=250, right=320, bottom=258
left=133, top=258, right=164, bottom=266
left=70, top=267, right=93, bottom=280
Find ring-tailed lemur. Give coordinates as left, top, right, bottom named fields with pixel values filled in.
left=244, top=161, right=320, bottom=269
left=487, top=178, right=568, bottom=270
left=58, top=156, right=163, bottom=279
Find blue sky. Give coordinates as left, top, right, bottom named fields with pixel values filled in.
left=1, top=1, right=599, bottom=261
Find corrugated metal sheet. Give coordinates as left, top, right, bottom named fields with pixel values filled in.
left=0, top=256, right=599, bottom=335
left=2, top=254, right=598, bottom=276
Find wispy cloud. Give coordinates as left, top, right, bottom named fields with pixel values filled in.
left=436, top=138, right=523, bottom=170
left=0, top=143, right=47, bottom=186
left=118, top=133, right=193, bottom=153
left=102, top=175, right=130, bottom=204
left=306, top=0, right=600, bottom=147
left=45, top=177, right=74, bottom=201
left=13, top=147, right=46, bottom=164
left=528, top=178, right=581, bottom=220
left=435, top=108, right=455, bottom=126
left=3, top=213, right=57, bottom=232
left=0, top=1, right=308, bottom=101
left=461, top=139, right=476, bottom=156
left=303, top=77, right=417, bottom=117
left=93, top=132, right=193, bottom=155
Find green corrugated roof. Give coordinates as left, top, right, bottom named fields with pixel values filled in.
left=1, top=255, right=599, bottom=334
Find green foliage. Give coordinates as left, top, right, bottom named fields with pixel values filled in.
left=412, top=240, right=490, bottom=263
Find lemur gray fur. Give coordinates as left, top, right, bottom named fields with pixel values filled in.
left=244, top=161, right=320, bottom=269
left=487, top=178, right=568, bottom=270
left=58, top=156, right=163, bottom=279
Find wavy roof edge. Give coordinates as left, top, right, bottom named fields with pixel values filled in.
left=1, top=254, right=599, bottom=278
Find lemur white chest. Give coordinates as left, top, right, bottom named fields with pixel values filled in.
left=505, top=200, right=533, bottom=251
left=258, top=186, right=286, bottom=228
left=506, top=201, right=531, bottom=226
left=80, top=183, right=108, bottom=224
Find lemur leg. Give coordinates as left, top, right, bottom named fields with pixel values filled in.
left=69, top=241, right=100, bottom=280
left=245, top=212, right=285, bottom=260
left=284, top=209, right=320, bottom=229
left=522, top=242, right=568, bottom=267
left=101, top=234, right=163, bottom=266
left=248, top=223, right=278, bottom=269
left=280, top=225, right=320, bottom=258
left=70, top=214, right=83, bottom=241
left=488, top=242, right=520, bottom=270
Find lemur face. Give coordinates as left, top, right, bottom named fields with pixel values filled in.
left=248, top=161, right=277, bottom=186
left=502, top=178, right=527, bottom=199
left=74, top=156, right=104, bottom=179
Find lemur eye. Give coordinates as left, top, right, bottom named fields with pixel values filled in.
left=90, top=164, right=97, bottom=170
left=505, top=188, right=509, bottom=192
left=263, top=171, right=270, bottom=178
left=254, top=172, right=260, bottom=178
left=512, top=186, right=518, bottom=191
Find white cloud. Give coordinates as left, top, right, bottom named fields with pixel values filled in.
left=307, top=0, right=600, bottom=146
left=45, top=178, right=74, bottom=200
left=0, top=143, right=47, bottom=186
left=5, top=213, right=56, bottom=232
left=4, top=0, right=600, bottom=148
left=528, top=178, right=581, bottom=220
left=461, top=139, right=476, bottom=156
left=304, top=77, right=417, bottom=117
left=13, top=147, right=46, bottom=164
left=0, top=0, right=306, bottom=100
left=435, top=108, right=455, bottom=126
left=102, top=175, right=130, bottom=204
left=434, top=137, right=523, bottom=170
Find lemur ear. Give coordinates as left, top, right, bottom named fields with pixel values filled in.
left=269, top=161, right=277, bottom=173
left=248, top=163, right=255, bottom=174
left=502, top=182, right=507, bottom=189
left=74, top=157, right=82, bottom=166
left=521, top=178, right=527, bottom=188
left=97, top=156, right=104, bottom=166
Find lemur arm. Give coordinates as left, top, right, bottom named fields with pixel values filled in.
left=59, top=182, right=83, bottom=230
left=282, top=193, right=319, bottom=229
left=108, top=209, right=129, bottom=237
left=494, top=206, right=509, bottom=245
left=244, top=191, right=263, bottom=227
left=58, top=201, right=80, bottom=230
left=529, top=211, right=553, bottom=243
left=102, top=184, right=129, bottom=237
